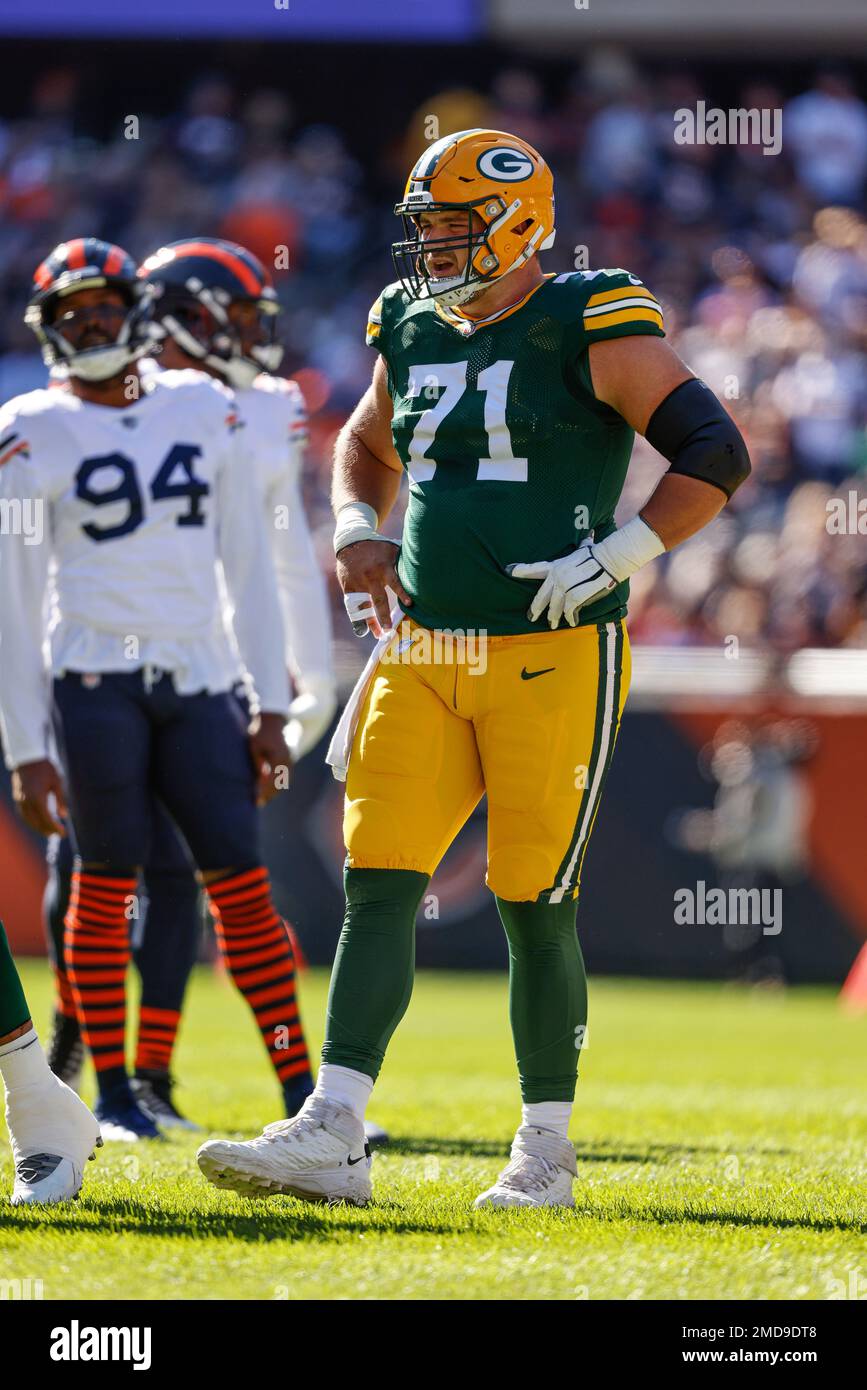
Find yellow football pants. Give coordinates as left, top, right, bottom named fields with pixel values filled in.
left=344, top=617, right=630, bottom=903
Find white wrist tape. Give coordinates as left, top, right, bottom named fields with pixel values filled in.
left=333, top=501, right=382, bottom=555
left=592, top=515, right=665, bottom=584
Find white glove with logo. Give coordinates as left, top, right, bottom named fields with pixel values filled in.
left=509, top=516, right=665, bottom=629
left=285, top=673, right=338, bottom=761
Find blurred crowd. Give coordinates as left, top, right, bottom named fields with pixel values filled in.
left=0, top=52, right=865, bottom=657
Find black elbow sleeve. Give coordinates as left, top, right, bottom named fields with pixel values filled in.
left=644, top=378, right=751, bottom=500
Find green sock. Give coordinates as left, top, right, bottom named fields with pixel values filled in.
left=321, top=868, right=429, bottom=1081
left=495, top=897, right=588, bottom=1104
left=0, top=921, right=31, bottom=1039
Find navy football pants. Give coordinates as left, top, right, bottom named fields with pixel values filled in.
left=49, top=669, right=310, bottom=1099
left=52, top=669, right=259, bottom=870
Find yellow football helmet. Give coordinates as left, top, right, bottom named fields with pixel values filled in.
left=392, top=128, right=556, bottom=307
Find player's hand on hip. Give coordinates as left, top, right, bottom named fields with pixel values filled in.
left=336, top=539, right=412, bottom=638
left=509, top=540, right=617, bottom=629
left=12, top=759, right=68, bottom=837
left=248, top=712, right=293, bottom=806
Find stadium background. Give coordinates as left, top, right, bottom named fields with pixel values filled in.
left=0, top=1, right=865, bottom=987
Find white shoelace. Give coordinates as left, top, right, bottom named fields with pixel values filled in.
left=261, top=1113, right=320, bottom=1142
left=258, top=1100, right=341, bottom=1148
left=499, top=1151, right=560, bottom=1194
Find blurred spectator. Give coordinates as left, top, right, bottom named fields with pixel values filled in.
left=784, top=70, right=867, bottom=206
left=174, top=76, right=242, bottom=184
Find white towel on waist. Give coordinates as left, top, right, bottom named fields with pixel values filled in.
left=326, top=602, right=403, bottom=782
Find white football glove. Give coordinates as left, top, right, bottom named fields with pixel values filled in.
left=509, top=539, right=616, bottom=628
left=284, top=673, right=338, bottom=761
left=509, top=517, right=666, bottom=629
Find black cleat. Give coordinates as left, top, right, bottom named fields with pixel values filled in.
left=132, top=1072, right=201, bottom=1132
left=46, top=1010, right=85, bottom=1092
left=94, top=1083, right=162, bottom=1142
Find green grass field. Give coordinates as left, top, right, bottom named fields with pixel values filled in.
left=1, top=962, right=865, bottom=1301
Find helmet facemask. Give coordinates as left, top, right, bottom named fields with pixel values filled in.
left=27, top=279, right=157, bottom=382
left=392, top=193, right=549, bottom=308
left=152, top=280, right=283, bottom=389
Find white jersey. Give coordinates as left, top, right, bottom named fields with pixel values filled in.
left=0, top=369, right=289, bottom=769
left=135, top=359, right=334, bottom=698
left=235, top=372, right=333, bottom=691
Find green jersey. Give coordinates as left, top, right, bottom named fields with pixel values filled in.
left=367, top=268, right=665, bottom=635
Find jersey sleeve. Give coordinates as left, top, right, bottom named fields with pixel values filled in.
left=558, top=269, right=665, bottom=360
left=252, top=373, right=309, bottom=463
left=214, top=400, right=291, bottom=717
left=0, top=405, right=53, bottom=769
left=365, top=293, right=384, bottom=350
left=255, top=378, right=334, bottom=686
left=364, top=281, right=404, bottom=359
left=265, top=466, right=334, bottom=688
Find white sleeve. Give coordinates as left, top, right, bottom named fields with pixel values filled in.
left=0, top=448, right=52, bottom=769
left=216, top=427, right=290, bottom=716
left=266, top=462, right=335, bottom=690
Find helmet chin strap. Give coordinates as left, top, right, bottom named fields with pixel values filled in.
left=430, top=243, right=538, bottom=309
left=59, top=333, right=151, bottom=383
left=217, top=355, right=260, bottom=390
left=160, top=304, right=281, bottom=390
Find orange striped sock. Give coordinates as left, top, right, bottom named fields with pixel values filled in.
left=206, top=866, right=312, bottom=1086
left=64, top=867, right=136, bottom=1092
left=135, top=1005, right=181, bottom=1074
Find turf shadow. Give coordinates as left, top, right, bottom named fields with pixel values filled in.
left=386, top=1137, right=509, bottom=1159
left=0, top=1197, right=466, bottom=1243
left=385, top=1137, right=793, bottom=1164
left=574, top=1141, right=793, bottom=1165
left=578, top=1197, right=866, bottom=1235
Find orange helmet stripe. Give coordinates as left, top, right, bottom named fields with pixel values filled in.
left=65, top=239, right=87, bottom=270
left=165, top=241, right=263, bottom=296
left=102, top=245, right=126, bottom=276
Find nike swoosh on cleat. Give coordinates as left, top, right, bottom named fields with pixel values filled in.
left=347, top=1153, right=367, bottom=1166
left=521, top=666, right=555, bottom=680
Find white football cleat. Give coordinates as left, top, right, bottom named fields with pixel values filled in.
left=473, top=1126, right=577, bottom=1209
left=197, top=1095, right=372, bottom=1205
left=7, top=1072, right=102, bottom=1206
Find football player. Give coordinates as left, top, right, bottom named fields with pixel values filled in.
left=42, top=238, right=338, bottom=1132
left=0, top=238, right=312, bottom=1140
left=1, top=918, right=101, bottom=1203
left=137, top=238, right=337, bottom=758
left=138, top=238, right=388, bottom=1146
left=197, top=130, right=750, bottom=1207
